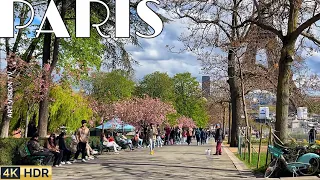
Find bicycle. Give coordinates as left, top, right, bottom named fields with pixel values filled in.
left=265, top=145, right=320, bottom=178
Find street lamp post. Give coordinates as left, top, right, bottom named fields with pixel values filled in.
left=228, top=102, right=231, bottom=144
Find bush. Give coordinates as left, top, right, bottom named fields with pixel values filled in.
left=0, top=136, right=101, bottom=165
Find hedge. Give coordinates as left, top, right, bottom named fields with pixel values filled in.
left=0, top=136, right=101, bottom=165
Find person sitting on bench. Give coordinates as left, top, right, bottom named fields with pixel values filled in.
left=115, top=132, right=134, bottom=151
left=101, top=133, right=120, bottom=154
left=27, top=133, right=54, bottom=165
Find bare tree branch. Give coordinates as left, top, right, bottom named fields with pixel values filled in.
left=177, top=13, right=232, bottom=40
left=291, top=13, right=320, bottom=39
left=301, top=32, right=320, bottom=46
left=236, top=18, right=284, bottom=40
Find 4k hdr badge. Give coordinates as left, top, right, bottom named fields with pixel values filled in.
left=0, top=166, right=52, bottom=180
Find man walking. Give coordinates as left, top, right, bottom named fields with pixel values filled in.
left=195, top=128, right=201, bottom=146
left=74, top=120, right=90, bottom=162
left=215, top=124, right=223, bottom=155
left=309, top=126, right=317, bottom=144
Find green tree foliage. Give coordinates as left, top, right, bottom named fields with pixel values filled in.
left=88, top=70, right=135, bottom=103
left=135, top=71, right=174, bottom=102
left=48, top=84, right=93, bottom=133
left=173, top=73, right=209, bottom=128
left=59, top=16, right=105, bottom=83
left=309, top=99, right=320, bottom=114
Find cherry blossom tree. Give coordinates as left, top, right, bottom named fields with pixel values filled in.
left=177, top=116, right=196, bottom=129
left=113, top=96, right=176, bottom=129
left=89, top=99, right=115, bottom=127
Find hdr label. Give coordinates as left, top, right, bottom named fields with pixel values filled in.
left=0, top=166, right=52, bottom=180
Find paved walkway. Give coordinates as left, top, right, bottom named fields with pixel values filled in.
left=53, top=141, right=250, bottom=180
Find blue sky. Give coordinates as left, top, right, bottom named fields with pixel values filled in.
left=1, top=15, right=319, bottom=83
left=126, top=20, right=203, bottom=81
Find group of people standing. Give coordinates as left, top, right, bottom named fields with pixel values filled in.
left=195, top=128, right=211, bottom=146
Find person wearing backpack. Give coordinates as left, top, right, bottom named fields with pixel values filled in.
left=214, top=124, right=224, bottom=155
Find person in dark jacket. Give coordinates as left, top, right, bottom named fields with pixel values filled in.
left=170, top=127, right=175, bottom=145
left=27, top=133, right=53, bottom=165
left=57, top=132, right=72, bottom=165
left=27, top=121, right=37, bottom=137
left=195, top=128, right=201, bottom=146
left=215, top=124, right=223, bottom=155
left=201, top=129, right=207, bottom=145
left=309, top=126, right=317, bottom=144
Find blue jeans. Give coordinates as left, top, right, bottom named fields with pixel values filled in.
left=138, top=139, right=143, bottom=147
left=149, top=139, right=155, bottom=152
left=156, top=136, right=162, bottom=147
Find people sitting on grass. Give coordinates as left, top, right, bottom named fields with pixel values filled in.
left=57, top=132, right=72, bottom=165
left=27, top=133, right=54, bottom=165
left=45, top=134, right=63, bottom=167
left=101, top=133, right=120, bottom=154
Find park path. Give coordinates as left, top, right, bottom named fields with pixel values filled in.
left=52, top=140, right=250, bottom=180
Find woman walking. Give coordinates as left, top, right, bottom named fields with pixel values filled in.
left=148, top=124, right=156, bottom=155
left=182, top=130, right=187, bottom=144
left=187, top=128, right=192, bottom=145
left=214, top=124, right=223, bottom=155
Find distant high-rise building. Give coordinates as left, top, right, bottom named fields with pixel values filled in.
left=202, top=76, right=210, bottom=98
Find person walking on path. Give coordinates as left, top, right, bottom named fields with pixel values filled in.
left=182, top=130, right=187, bottom=144
left=74, top=120, right=90, bottom=162
left=187, top=128, right=192, bottom=145
left=156, top=125, right=163, bottom=147
left=214, top=124, right=223, bottom=155
left=309, top=126, right=317, bottom=144
left=148, top=124, right=156, bottom=155
left=195, top=128, right=201, bottom=146
left=201, top=129, right=207, bottom=145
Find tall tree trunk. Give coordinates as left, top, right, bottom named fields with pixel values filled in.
left=275, top=0, right=300, bottom=142
left=38, top=0, right=66, bottom=137
left=0, top=39, right=10, bottom=137
left=0, top=107, right=9, bottom=137
left=38, top=11, right=52, bottom=137
left=0, top=54, right=16, bottom=137
left=275, top=44, right=294, bottom=142
left=228, top=50, right=242, bottom=147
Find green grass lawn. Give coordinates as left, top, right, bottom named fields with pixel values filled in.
left=236, top=152, right=271, bottom=173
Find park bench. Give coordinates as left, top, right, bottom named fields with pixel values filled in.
left=99, top=141, right=114, bottom=154
left=24, top=146, right=46, bottom=165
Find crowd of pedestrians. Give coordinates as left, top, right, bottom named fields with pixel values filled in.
left=26, top=119, right=225, bottom=167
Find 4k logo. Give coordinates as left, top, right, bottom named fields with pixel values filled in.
left=1, top=167, right=20, bottom=179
